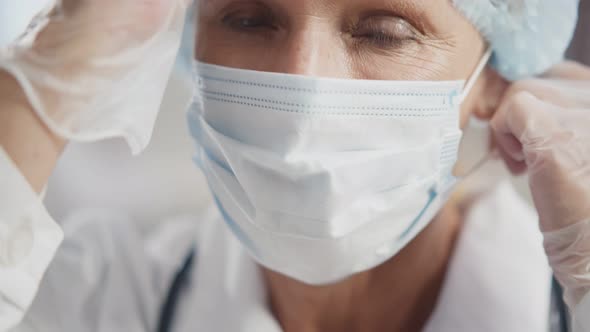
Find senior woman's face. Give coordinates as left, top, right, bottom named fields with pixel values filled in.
left=196, top=0, right=490, bottom=121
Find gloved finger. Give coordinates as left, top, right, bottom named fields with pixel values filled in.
left=502, top=91, right=565, bottom=154
left=495, top=138, right=527, bottom=174
left=33, top=0, right=183, bottom=61
left=544, top=219, right=590, bottom=309
left=490, top=91, right=541, bottom=171
left=490, top=78, right=571, bottom=173
left=494, top=91, right=590, bottom=231
left=542, top=61, right=590, bottom=80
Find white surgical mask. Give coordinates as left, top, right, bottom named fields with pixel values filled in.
left=187, top=51, right=491, bottom=285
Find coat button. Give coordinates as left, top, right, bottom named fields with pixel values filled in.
left=0, top=217, right=34, bottom=267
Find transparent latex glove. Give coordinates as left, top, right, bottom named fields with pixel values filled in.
left=490, top=61, right=590, bottom=309
left=0, top=0, right=191, bottom=154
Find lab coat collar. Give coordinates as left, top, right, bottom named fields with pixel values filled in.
left=422, top=181, right=551, bottom=332
left=176, top=181, right=551, bottom=332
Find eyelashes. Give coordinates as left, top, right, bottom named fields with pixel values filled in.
left=220, top=2, right=278, bottom=37
left=222, top=11, right=277, bottom=31
left=349, top=16, right=419, bottom=49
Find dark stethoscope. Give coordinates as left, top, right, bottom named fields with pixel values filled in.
left=157, top=249, right=571, bottom=332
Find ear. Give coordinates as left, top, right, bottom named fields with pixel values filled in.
left=460, top=66, right=509, bottom=128
left=472, top=67, right=509, bottom=120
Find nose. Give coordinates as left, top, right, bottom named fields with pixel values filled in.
left=270, top=21, right=350, bottom=78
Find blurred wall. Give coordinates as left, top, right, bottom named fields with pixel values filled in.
left=568, top=0, right=590, bottom=64
left=44, top=72, right=213, bottom=228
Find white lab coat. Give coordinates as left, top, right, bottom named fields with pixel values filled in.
left=1, top=146, right=590, bottom=332
left=0, top=0, right=56, bottom=48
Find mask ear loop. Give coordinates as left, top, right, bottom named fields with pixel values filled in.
left=454, top=48, right=499, bottom=179
left=457, top=48, right=493, bottom=103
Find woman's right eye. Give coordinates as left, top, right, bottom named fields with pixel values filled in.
left=222, top=10, right=277, bottom=32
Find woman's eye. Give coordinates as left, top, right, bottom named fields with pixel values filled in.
left=352, top=16, right=417, bottom=49
left=222, top=10, right=277, bottom=32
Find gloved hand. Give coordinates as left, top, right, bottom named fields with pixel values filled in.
left=0, top=0, right=190, bottom=154
left=490, top=61, right=590, bottom=309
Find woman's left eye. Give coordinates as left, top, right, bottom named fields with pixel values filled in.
left=351, top=16, right=418, bottom=49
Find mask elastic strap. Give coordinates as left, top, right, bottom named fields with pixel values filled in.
left=458, top=48, right=493, bottom=103
left=453, top=48, right=497, bottom=179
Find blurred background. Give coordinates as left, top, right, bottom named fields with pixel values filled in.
left=569, top=0, right=590, bottom=65
left=1, top=1, right=588, bottom=227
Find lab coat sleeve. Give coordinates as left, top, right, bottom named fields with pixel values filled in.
left=574, top=292, right=590, bottom=332
left=0, top=148, right=64, bottom=332
left=10, top=208, right=199, bottom=332
left=11, top=210, right=167, bottom=332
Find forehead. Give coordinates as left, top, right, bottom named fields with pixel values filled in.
left=199, top=0, right=454, bottom=16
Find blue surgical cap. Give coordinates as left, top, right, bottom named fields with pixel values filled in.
left=453, top=0, right=580, bottom=81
